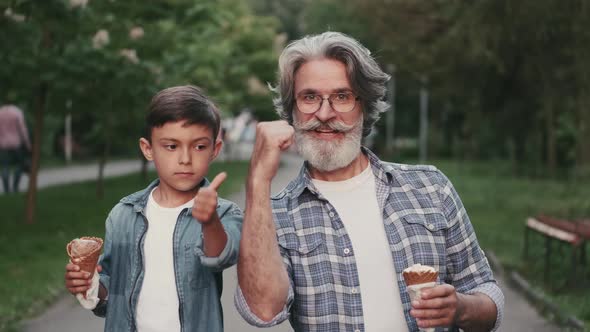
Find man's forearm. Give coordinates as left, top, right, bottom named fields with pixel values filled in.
left=456, top=292, right=497, bottom=331
left=237, top=178, right=290, bottom=321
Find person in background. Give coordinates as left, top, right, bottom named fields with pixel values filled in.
left=0, top=104, right=31, bottom=193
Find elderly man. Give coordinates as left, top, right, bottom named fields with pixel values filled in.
left=236, top=31, right=504, bottom=332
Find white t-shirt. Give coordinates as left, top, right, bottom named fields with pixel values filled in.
left=312, top=165, right=409, bottom=332
left=135, top=189, right=193, bottom=332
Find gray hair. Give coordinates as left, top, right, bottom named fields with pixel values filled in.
left=272, top=31, right=390, bottom=137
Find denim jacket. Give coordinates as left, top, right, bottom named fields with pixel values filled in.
left=93, top=179, right=243, bottom=332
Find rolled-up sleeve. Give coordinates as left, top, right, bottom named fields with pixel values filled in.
left=466, top=282, right=505, bottom=331
left=234, top=282, right=294, bottom=327
left=234, top=244, right=294, bottom=327
left=437, top=170, right=505, bottom=331
left=196, top=200, right=243, bottom=271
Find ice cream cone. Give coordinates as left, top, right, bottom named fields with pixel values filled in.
left=403, top=264, right=439, bottom=332
left=402, top=269, right=438, bottom=286
left=67, top=236, right=103, bottom=278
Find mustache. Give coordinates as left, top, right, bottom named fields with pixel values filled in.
left=294, top=118, right=356, bottom=133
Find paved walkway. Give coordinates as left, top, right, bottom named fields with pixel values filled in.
left=2, top=159, right=155, bottom=194
left=20, top=154, right=561, bottom=331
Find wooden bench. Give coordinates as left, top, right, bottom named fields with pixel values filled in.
left=523, top=215, right=589, bottom=283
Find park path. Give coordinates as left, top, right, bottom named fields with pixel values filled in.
left=2, top=159, right=154, bottom=194
left=21, top=154, right=561, bottom=332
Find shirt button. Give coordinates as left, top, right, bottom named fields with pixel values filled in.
left=427, top=223, right=434, bottom=230
left=343, top=248, right=350, bottom=255
left=351, top=288, right=357, bottom=294
left=329, top=212, right=335, bottom=218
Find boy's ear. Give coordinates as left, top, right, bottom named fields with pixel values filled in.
left=139, top=138, right=154, bottom=161
left=210, top=138, right=223, bottom=161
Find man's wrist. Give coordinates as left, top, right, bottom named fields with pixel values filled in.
left=454, top=292, right=470, bottom=328
left=247, top=169, right=274, bottom=189
left=455, top=292, right=497, bottom=331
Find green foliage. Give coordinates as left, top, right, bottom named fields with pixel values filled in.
left=0, top=160, right=249, bottom=331
left=0, top=0, right=280, bottom=160
left=369, top=0, right=590, bottom=174
left=432, top=159, right=590, bottom=327
left=254, top=0, right=590, bottom=175
left=245, top=0, right=304, bottom=41
left=145, top=0, right=280, bottom=119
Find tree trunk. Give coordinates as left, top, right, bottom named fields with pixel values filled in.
left=577, top=97, right=590, bottom=167
left=574, top=1, right=590, bottom=172
left=545, top=103, right=557, bottom=176
left=96, top=138, right=110, bottom=199
left=25, top=27, right=52, bottom=224
left=141, top=157, right=148, bottom=182
left=25, top=83, right=48, bottom=224
left=462, top=103, right=480, bottom=161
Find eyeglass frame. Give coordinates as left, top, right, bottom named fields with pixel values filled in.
left=295, top=91, right=361, bottom=114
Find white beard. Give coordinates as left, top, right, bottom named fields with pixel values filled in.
left=293, top=115, right=363, bottom=172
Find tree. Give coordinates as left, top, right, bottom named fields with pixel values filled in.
left=0, top=0, right=280, bottom=222
left=342, top=0, right=588, bottom=175
left=154, top=0, right=279, bottom=120
left=1, top=0, right=94, bottom=223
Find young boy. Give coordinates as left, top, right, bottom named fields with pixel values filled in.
left=64, top=85, right=243, bottom=331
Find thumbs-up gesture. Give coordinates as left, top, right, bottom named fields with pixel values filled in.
left=192, top=172, right=226, bottom=224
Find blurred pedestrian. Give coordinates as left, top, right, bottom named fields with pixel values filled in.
left=0, top=104, right=31, bottom=193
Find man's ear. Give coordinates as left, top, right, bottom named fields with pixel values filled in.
left=139, top=138, right=153, bottom=161
left=210, top=138, right=223, bottom=161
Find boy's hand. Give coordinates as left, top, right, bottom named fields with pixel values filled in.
left=65, top=259, right=101, bottom=295
left=192, top=172, right=226, bottom=224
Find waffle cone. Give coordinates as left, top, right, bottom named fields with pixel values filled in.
left=402, top=270, right=438, bottom=286
left=67, top=236, right=103, bottom=278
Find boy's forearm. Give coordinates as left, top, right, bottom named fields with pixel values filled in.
left=92, top=282, right=109, bottom=317
left=201, top=216, right=228, bottom=257
left=98, top=282, right=108, bottom=301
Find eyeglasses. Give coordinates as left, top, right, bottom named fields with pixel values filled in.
left=296, top=92, right=360, bottom=114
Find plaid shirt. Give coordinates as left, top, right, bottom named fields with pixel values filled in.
left=236, top=148, right=504, bottom=332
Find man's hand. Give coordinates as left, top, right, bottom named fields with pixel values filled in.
left=410, top=284, right=461, bottom=329
left=249, top=121, right=295, bottom=183
left=65, top=259, right=101, bottom=295
left=192, top=172, right=226, bottom=224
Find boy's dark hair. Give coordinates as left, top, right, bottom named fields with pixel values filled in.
left=145, top=85, right=220, bottom=142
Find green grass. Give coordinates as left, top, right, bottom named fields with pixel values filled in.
left=431, top=160, right=590, bottom=329
left=0, top=160, right=248, bottom=332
